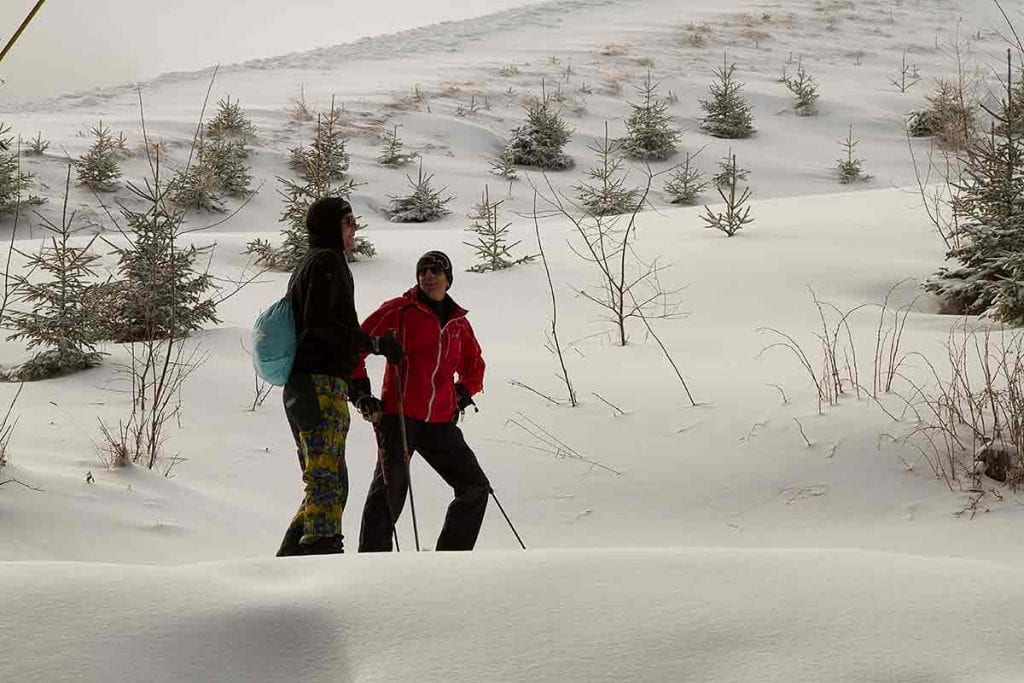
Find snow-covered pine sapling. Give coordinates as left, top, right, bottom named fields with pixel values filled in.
left=24, top=132, right=49, bottom=156
left=923, top=50, right=1024, bottom=323
left=290, top=101, right=351, bottom=182
left=464, top=185, right=535, bottom=272
left=106, top=178, right=219, bottom=343
left=75, top=121, right=122, bottom=191
left=783, top=63, right=819, bottom=116
left=0, top=124, right=40, bottom=218
left=377, top=125, right=417, bottom=167
left=699, top=53, right=755, bottom=139
left=836, top=126, right=870, bottom=183
left=205, top=96, right=257, bottom=145
left=3, top=166, right=104, bottom=381
left=664, top=151, right=709, bottom=205
left=289, top=86, right=315, bottom=123
left=622, top=71, right=680, bottom=160
left=889, top=49, right=921, bottom=93
left=575, top=122, right=642, bottom=216
left=169, top=131, right=225, bottom=213
left=490, top=147, right=519, bottom=182
left=922, top=78, right=977, bottom=151
left=712, top=152, right=750, bottom=189
left=203, top=96, right=255, bottom=197
left=252, top=100, right=364, bottom=270
left=507, top=81, right=574, bottom=170
left=702, top=152, right=753, bottom=236
left=387, top=160, right=454, bottom=223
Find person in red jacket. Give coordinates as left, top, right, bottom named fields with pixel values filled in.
left=348, top=250, right=489, bottom=552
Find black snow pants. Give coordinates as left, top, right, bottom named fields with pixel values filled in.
left=358, top=415, right=490, bottom=552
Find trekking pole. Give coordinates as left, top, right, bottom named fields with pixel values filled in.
left=393, top=365, right=421, bottom=552
left=489, top=487, right=526, bottom=550
left=375, top=440, right=401, bottom=552
left=0, top=0, right=49, bottom=64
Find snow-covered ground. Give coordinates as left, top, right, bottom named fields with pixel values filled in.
left=3, top=0, right=1024, bottom=680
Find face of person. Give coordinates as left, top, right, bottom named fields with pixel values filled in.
left=340, top=212, right=358, bottom=252
left=417, top=264, right=448, bottom=301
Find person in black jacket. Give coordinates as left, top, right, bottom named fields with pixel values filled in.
left=276, top=197, right=403, bottom=556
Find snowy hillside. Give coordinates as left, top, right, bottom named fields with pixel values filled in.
left=3, top=0, right=1024, bottom=681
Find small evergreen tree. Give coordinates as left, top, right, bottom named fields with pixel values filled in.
left=0, top=124, right=39, bottom=218
left=387, top=160, right=454, bottom=222
left=507, top=84, right=574, bottom=170
left=702, top=152, right=753, bottom=236
left=712, top=152, right=750, bottom=189
left=464, top=186, right=534, bottom=272
left=664, top=151, right=709, bottom=205
left=836, top=126, right=870, bottom=183
left=4, top=168, right=103, bottom=380
left=106, top=180, right=219, bottom=342
left=76, top=122, right=123, bottom=191
left=575, top=123, right=642, bottom=216
left=377, top=125, right=416, bottom=167
left=924, top=52, right=1024, bottom=322
left=291, top=102, right=350, bottom=181
left=24, top=132, right=49, bottom=156
left=489, top=147, right=519, bottom=181
left=923, top=79, right=977, bottom=151
left=622, top=71, right=680, bottom=160
left=783, top=63, right=819, bottom=116
left=249, top=102, right=364, bottom=270
left=699, top=54, right=756, bottom=139
left=205, top=96, right=257, bottom=145
left=170, top=130, right=225, bottom=213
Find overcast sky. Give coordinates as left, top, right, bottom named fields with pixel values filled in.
left=0, top=0, right=550, bottom=102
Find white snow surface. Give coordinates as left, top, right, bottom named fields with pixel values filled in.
left=3, top=0, right=1024, bottom=680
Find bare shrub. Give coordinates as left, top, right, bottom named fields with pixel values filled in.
left=894, top=321, right=1024, bottom=490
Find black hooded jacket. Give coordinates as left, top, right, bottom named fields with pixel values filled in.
left=286, top=202, right=370, bottom=380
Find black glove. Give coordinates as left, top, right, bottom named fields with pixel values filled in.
left=452, top=383, right=476, bottom=424
left=355, top=394, right=383, bottom=424
left=370, top=331, right=405, bottom=364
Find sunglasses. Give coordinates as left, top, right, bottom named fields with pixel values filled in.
left=417, top=265, right=446, bottom=277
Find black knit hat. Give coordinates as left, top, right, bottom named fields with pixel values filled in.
left=305, top=197, right=353, bottom=249
left=416, top=250, right=453, bottom=289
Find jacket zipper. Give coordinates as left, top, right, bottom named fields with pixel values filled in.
left=425, top=316, right=453, bottom=422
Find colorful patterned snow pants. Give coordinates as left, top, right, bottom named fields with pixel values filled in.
left=278, top=373, right=351, bottom=553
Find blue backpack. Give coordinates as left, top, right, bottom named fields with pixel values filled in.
left=252, top=297, right=296, bottom=386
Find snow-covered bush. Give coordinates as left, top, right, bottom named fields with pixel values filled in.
left=490, top=148, right=519, bottom=181
left=836, top=126, right=870, bottom=183
left=699, top=55, right=755, bottom=139
left=575, top=125, right=642, bottom=216
left=205, top=96, right=257, bottom=145
left=464, top=186, right=533, bottom=272
left=75, top=122, right=122, bottom=191
left=664, top=152, right=709, bottom=205
left=387, top=161, right=453, bottom=223
left=0, top=124, right=40, bottom=218
left=507, top=89, right=574, bottom=170
left=377, top=125, right=417, bottom=167
left=24, top=132, right=49, bottom=156
left=702, top=152, right=753, bottom=236
left=250, top=102, right=365, bottom=270
left=783, top=63, right=819, bottom=116
left=923, top=60, right=1024, bottom=322
left=916, top=79, right=977, bottom=150
left=622, top=71, right=680, bottom=160
left=104, top=182, right=219, bottom=342
left=712, top=153, right=750, bottom=189
left=3, top=169, right=103, bottom=381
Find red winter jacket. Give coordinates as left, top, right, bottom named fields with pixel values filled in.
left=351, top=287, right=485, bottom=422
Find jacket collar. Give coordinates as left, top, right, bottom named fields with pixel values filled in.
left=402, top=286, right=467, bottom=320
